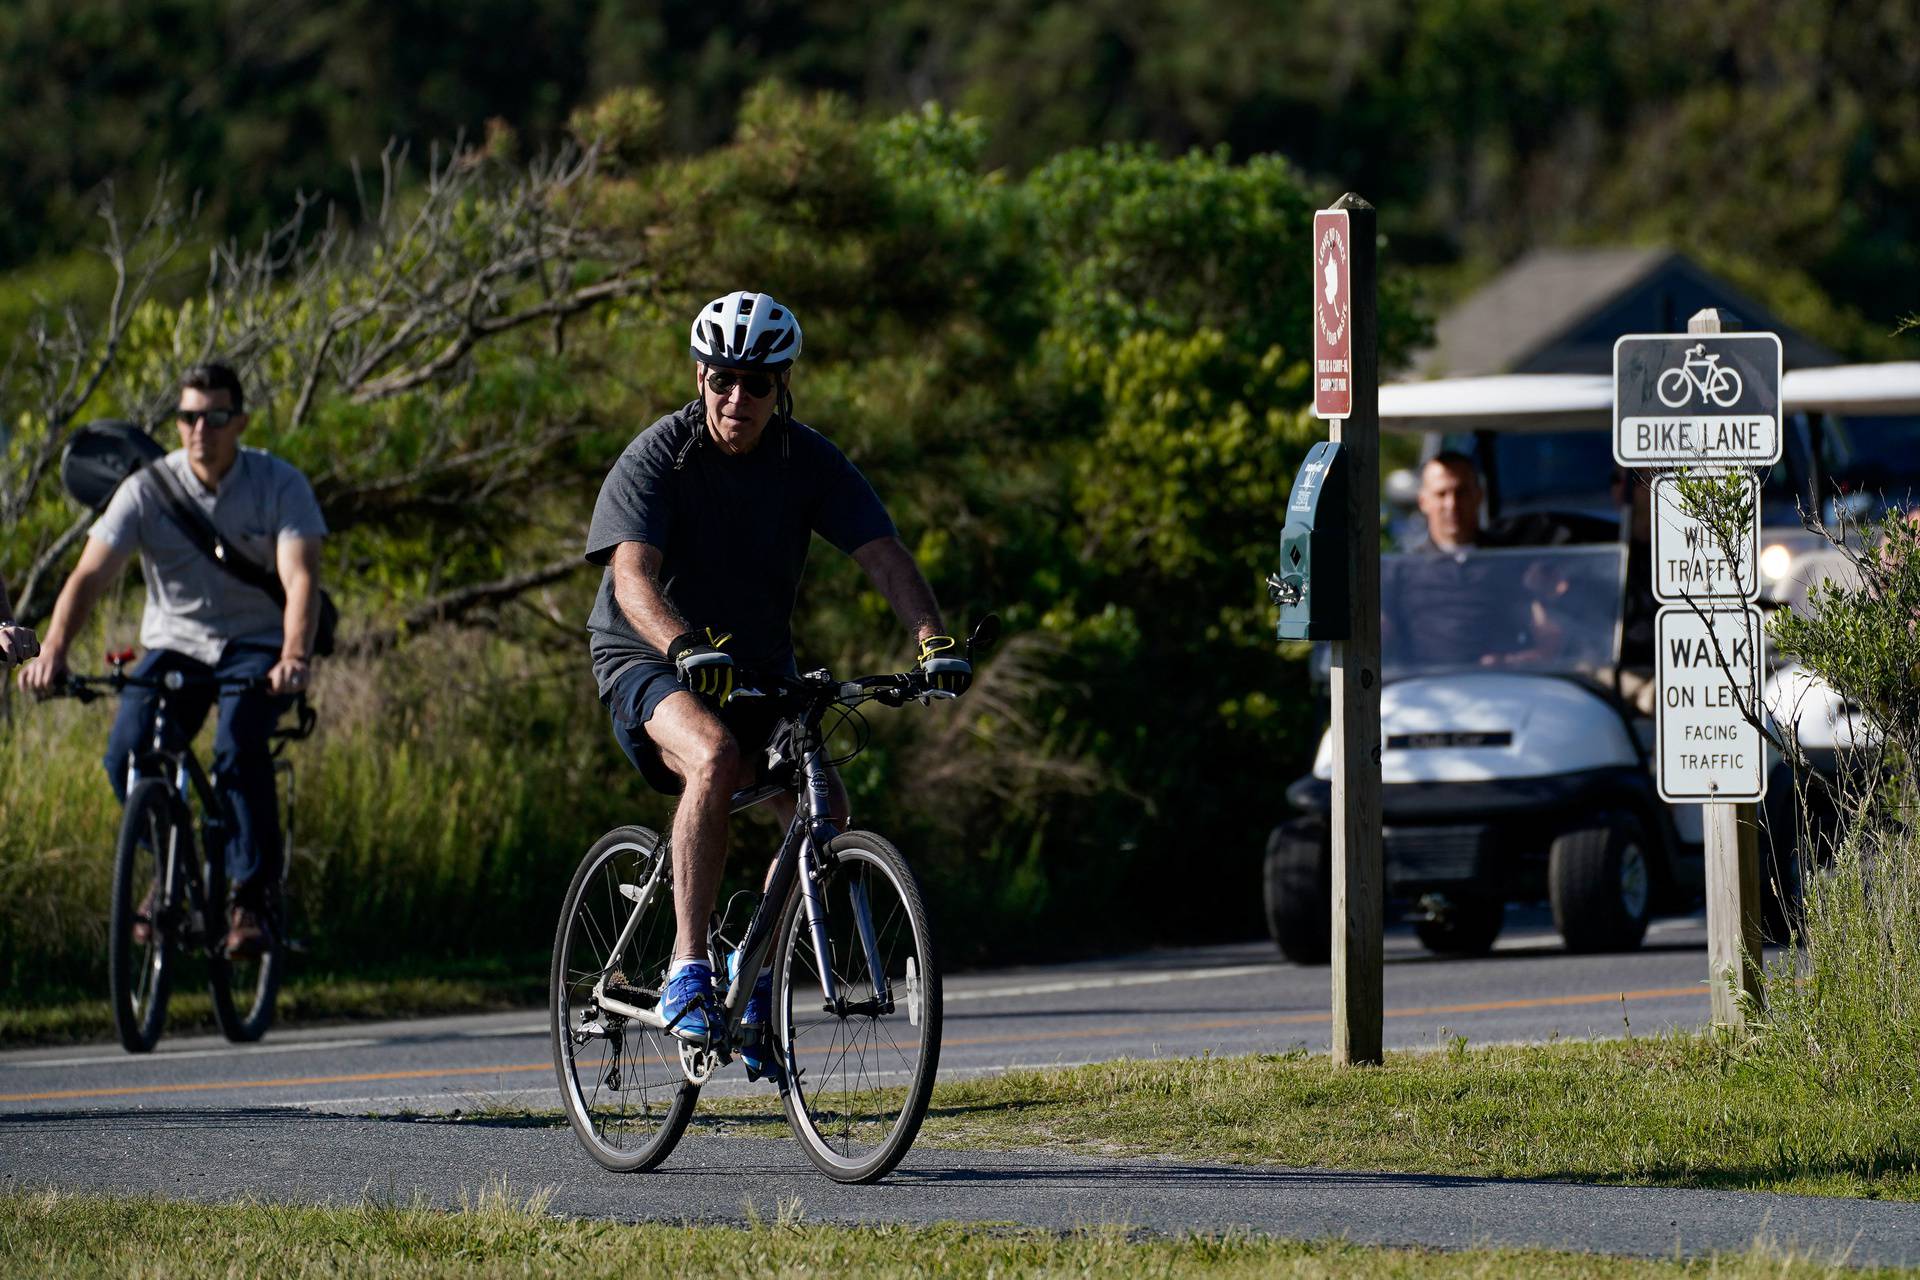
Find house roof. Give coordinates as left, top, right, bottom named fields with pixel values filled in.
left=1412, top=247, right=1839, bottom=377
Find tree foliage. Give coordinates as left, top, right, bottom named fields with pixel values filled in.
left=2, top=0, right=1917, bottom=352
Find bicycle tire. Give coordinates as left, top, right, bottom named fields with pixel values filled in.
left=208, top=907, right=283, bottom=1044
left=1656, top=367, right=1692, bottom=409
left=202, top=788, right=285, bottom=1043
left=774, top=830, right=940, bottom=1183
left=109, top=779, right=177, bottom=1054
left=1709, top=366, right=1744, bottom=407
left=550, top=825, right=699, bottom=1172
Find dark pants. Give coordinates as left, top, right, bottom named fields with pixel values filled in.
left=103, top=645, right=290, bottom=904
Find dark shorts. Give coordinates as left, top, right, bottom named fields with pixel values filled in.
left=603, top=660, right=791, bottom=796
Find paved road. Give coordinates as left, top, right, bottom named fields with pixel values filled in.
left=13, top=907, right=1893, bottom=1266
left=0, top=908, right=1729, bottom=1115
left=3, top=1116, right=1916, bottom=1266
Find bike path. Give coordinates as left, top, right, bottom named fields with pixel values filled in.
left=0, top=1110, right=1913, bottom=1267
left=0, top=911, right=1728, bottom=1116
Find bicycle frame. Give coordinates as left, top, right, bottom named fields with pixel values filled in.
left=124, top=689, right=228, bottom=945
left=70, top=664, right=310, bottom=950
left=588, top=703, right=878, bottom=1044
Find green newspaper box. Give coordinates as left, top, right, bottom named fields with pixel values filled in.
left=1270, top=440, right=1349, bottom=641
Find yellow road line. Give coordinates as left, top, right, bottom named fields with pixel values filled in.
left=0, top=983, right=1704, bottom=1105
left=941, top=983, right=1703, bottom=1048
left=0, top=1062, right=549, bottom=1104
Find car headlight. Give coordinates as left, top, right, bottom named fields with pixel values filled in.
left=1759, top=543, right=1794, bottom=583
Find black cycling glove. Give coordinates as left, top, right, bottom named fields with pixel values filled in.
left=669, top=627, right=736, bottom=706
left=916, top=634, right=972, bottom=698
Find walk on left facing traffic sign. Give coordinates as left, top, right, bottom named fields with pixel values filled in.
left=1654, top=604, right=1767, bottom=803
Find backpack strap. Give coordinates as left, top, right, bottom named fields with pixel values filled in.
left=147, top=460, right=288, bottom=608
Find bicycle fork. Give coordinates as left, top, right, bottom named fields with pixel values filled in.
left=793, top=744, right=891, bottom=1016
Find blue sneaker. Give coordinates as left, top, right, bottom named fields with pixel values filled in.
left=739, top=971, right=776, bottom=1079
left=660, top=962, right=717, bottom=1042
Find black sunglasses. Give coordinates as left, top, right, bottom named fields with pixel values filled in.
left=177, top=408, right=239, bottom=429
left=704, top=369, right=777, bottom=400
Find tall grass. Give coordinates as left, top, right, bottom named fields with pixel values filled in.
left=1751, top=776, right=1920, bottom=1107
left=0, top=633, right=662, bottom=1002
left=0, top=624, right=1080, bottom=1009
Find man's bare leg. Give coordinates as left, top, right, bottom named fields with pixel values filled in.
left=643, top=691, right=752, bottom=964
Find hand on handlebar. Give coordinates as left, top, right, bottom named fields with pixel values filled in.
left=915, top=634, right=972, bottom=698
left=14, top=646, right=66, bottom=696
left=268, top=654, right=311, bottom=696
left=0, top=623, right=38, bottom=669
left=669, top=627, right=737, bottom=707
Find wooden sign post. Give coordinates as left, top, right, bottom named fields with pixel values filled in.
left=1321, top=193, right=1383, bottom=1066
left=1686, top=307, right=1766, bottom=1031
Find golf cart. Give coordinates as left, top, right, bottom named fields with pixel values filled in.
left=1264, top=362, right=1920, bottom=962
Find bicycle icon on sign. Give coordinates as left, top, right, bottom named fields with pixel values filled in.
left=1656, top=343, right=1744, bottom=409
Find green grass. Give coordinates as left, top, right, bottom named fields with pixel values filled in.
left=452, top=1032, right=1920, bottom=1203
left=0, top=636, right=661, bottom=1004
left=0, top=1186, right=1899, bottom=1279
left=904, top=1037, right=1920, bottom=1200
left=0, top=954, right=548, bottom=1047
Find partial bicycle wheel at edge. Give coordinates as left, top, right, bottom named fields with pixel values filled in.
left=774, top=830, right=941, bottom=1183
left=550, top=825, right=698, bottom=1172
left=109, top=779, right=176, bottom=1054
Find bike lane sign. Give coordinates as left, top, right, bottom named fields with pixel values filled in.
left=1613, top=332, right=1783, bottom=467
left=1655, top=604, right=1767, bottom=802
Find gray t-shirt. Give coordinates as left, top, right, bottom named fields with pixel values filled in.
left=89, top=448, right=329, bottom=666
left=585, top=403, right=897, bottom=695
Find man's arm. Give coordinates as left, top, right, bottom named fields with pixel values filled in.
left=16, top=538, right=134, bottom=692
left=850, top=536, right=945, bottom=646
left=610, top=541, right=695, bottom=653
left=270, top=536, right=323, bottom=695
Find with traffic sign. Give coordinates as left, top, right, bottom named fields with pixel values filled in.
left=1613, top=332, right=1783, bottom=467
left=1651, top=472, right=1759, bottom=603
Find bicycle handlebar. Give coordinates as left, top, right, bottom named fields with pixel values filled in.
left=53, top=670, right=279, bottom=704
left=732, top=613, right=1001, bottom=710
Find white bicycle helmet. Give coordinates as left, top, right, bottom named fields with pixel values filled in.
left=689, top=290, right=802, bottom=371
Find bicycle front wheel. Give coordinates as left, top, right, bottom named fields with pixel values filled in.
left=550, top=826, right=698, bottom=1172
left=774, top=830, right=941, bottom=1183
left=109, top=779, right=177, bottom=1054
left=208, top=902, right=283, bottom=1044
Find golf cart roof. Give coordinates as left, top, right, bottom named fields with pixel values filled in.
left=1376, top=362, right=1920, bottom=433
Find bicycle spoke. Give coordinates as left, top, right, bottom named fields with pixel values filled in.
left=778, top=837, right=938, bottom=1181
left=553, top=832, right=695, bottom=1172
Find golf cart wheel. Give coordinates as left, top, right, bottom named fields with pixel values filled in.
left=1413, top=895, right=1505, bottom=958
left=1264, top=820, right=1330, bottom=966
left=1549, top=810, right=1652, bottom=953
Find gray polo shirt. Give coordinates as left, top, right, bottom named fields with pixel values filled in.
left=89, top=448, right=328, bottom=666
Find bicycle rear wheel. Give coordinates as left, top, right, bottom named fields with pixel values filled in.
left=774, top=830, right=941, bottom=1183
left=550, top=825, right=698, bottom=1172
left=109, top=779, right=177, bottom=1054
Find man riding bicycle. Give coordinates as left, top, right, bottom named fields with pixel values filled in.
left=585, top=291, right=969, bottom=1070
left=16, top=363, right=327, bottom=959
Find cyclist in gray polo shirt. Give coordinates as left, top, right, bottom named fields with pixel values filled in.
left=18, top=363, right=327, bottom=958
